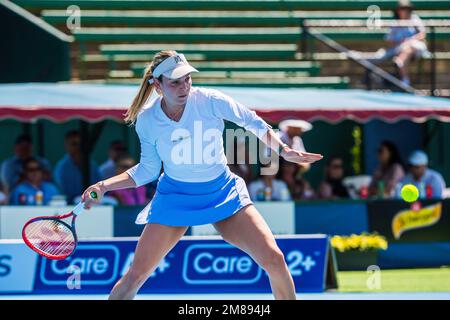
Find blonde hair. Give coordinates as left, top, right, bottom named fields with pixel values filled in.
left=124, top=50, right=177, bottom=125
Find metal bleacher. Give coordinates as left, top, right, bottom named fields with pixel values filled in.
left=12, top=0, right=450, bottom=92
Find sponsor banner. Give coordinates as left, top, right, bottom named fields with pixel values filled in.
left=0, top=242, right=38, bottom=293
left=1, top=235, right=336, bottom=294
left=367, top=200, right=450, bottom=242
left=391, top=202, right=442, bottom=240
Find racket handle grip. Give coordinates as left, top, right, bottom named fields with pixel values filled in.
left=90, top=191, right=98, bottom=199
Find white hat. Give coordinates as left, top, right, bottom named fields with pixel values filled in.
left=279, top=119, right=313, bottom=132
left=152, top=53, right=198, bottom=80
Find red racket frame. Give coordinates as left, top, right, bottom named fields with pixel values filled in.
left=22, top=212, right=78, bottom=260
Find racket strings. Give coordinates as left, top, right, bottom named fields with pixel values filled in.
left=24, top=219, right=76, bottom=258
left=29, top=224, right=75, bottom=256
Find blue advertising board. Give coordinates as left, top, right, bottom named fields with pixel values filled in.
left=0, top=235, right=336, bottom=295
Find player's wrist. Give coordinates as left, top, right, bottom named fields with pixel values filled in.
left=97, top=181, right=108, bottom=194
left=279, top=143, right=290, bottom=156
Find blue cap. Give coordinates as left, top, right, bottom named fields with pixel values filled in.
left=408, top=150, right=428, bottom=166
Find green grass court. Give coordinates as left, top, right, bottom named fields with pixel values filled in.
left=337, top=267, right=450, bottom=292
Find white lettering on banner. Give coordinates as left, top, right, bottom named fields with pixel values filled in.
left=286, top=250, right=317, bottom=276
left=183, top=244, right=263, bottom=285
left=51, top=257, right=109, bottom=275
left=40, top=245, right=119, bottom=286
left=0, top=244, right=37, bottom=293
left=193, top=252, right=253, bottom=274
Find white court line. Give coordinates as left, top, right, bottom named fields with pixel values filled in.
left=0, top=292, right=449, bottom=300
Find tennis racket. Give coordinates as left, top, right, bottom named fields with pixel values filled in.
left=22, top=191, right=98, bottom=260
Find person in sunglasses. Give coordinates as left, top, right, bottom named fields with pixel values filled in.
left=10, top=158, right=60, bottom=205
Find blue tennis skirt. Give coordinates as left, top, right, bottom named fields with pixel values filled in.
left=135, top=167, right=253, bottom=226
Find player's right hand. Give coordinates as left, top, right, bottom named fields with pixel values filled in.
left=81, top=181, right=106, bottom=209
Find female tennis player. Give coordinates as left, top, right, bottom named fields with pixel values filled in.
left=81, top=50, right=323, bottom=300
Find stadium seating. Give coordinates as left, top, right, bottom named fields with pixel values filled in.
left=12, top=0, right=450, bottom=91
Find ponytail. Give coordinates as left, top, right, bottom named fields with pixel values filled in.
left=124, top=65, right=155, bottom=125
left=124, top=50, right=177, bottom=125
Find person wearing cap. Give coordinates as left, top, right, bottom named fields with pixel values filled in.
left=277, top=119, right=313, bottom=194
left=382, top=0, right=428, bottom=86
left=396, top=150, right=446, bottom=199
left=80, top=50, right=323, bottom=300
left=0, top=134, right=52, bottom=193
left=278, top=119, right=312, bottom=151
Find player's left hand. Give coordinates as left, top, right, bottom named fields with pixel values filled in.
left=281, top=147, right=323, bottom=164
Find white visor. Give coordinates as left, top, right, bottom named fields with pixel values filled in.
left=279, top=119, right=313, bottom=132
left=152, top=53, right=199, bottom=79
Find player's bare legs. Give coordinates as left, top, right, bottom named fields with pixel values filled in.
left=109, top=223, right=187, bottom=300
left=213, top=205, right=296, bottom=300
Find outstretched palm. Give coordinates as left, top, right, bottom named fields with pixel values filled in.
left=281, top=148, right=323, bottom=164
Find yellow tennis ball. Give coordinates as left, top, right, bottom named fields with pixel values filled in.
left=401, top=184, right=419, bottom=202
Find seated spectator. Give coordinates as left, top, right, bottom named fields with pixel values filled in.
left=318, top=156, right=350, bottom=199
left=10, top=158, right=60, bottom=205
left=291, top=178, right=316, bottom=201
left=99, top=140, right=127, bottom=180
left=108, top=155, right=148, bottom=205
left=370, top=0, right=428, bottom=85
left=396, top=150, right=446, bottom=199
left=1, top=134, right=52, bottom=193
left=278, top=119, right=313, bottom=179
left=279, top=153, right=317, bottom=201
left=248, top=164, right=291, bottom=201
left=54, top=130, right=100, bottom=204
left=369, top=140, right=405, bottom=198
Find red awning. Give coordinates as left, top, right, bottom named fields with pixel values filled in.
left=1, top=83, right=449, bottom=123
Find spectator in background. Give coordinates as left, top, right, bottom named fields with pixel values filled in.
left=278, top=119, right=313, bottom=194
left=291, top=178, right=316, bottom=201
left=369, top=140, right=405, bottom=198
left=370, top=0, right=428, bottom=86
left=388, top=0, right=428, bottom=86
left=108, top=154, right=148, bottom=205
left=248, top=163, right=291, bottom=201
left=396, top=150, right=446, bottom=199
left=318, top=156, right=350, bottom=199
left=10, top=158, right=60, bottom=205
left=99, top=140, right=127, bottom=180
left=54, top=130, right=100, bottom=204
left=1, top=134, right=52, bottom=193
left=278, top=119, right=312, bottom=159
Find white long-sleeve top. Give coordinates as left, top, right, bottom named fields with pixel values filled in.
left=126, top=87, right=271, bottom=185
